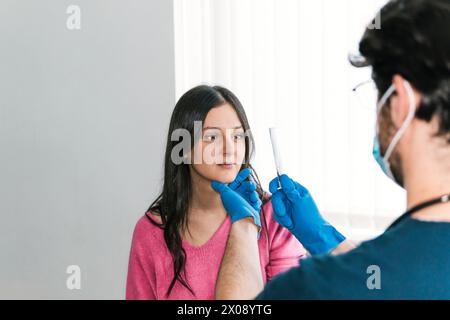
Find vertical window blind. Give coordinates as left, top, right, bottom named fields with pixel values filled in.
left=173, top=0, right=406, bottom=242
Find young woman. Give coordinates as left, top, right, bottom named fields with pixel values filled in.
left=126, top=85, right=306, bottom=299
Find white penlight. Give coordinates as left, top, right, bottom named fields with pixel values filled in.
left=269, top=127, right=283, bottom=189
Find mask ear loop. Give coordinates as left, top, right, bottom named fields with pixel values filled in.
left=375, top=81, right=416, bottom=179
left=376, top=85, right=396, bottom=117
left=375, top=84, right=396, bottom=173
left=383, top=81, right=417, bottom=162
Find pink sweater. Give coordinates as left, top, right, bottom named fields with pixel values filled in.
left=126, top=200, right=306, bottom=300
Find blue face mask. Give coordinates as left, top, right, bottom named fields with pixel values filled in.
left=372, top=80, right=416, bottom=184
left=372, top=135, right=390, bottom=176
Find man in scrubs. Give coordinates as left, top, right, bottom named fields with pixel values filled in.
left=211, top=0, right=450, bottom=299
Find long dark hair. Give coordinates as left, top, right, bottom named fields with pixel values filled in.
left=146, top=85, right=269, bottom=297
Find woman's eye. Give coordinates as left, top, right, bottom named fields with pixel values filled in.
left=234, top=133, right=245, bottom=140
left=203, top=134, right=217, bottom=142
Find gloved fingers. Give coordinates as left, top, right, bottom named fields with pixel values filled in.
left=271, top=191, right=293, bottom=229
left=211, top=181, right=229, bottom=194
left=253, top=197, right=263, bottom=212
left=272, top=186, right=292, bottom=226
left=273, top=213, right=293, bottom=230
left=269, top=177, right=281, bottom=194
left=279, top=174, right=295, bottom=192
left=248, top=202, right=262, bottom=214
left=236, top=181, right=256, bottom=192
left=270, top=174, right=297, bottom=193
left=280, top=174, right=301, bottom=201
left=254, top=203, right=263, bottom=214
left=229, top=168, right=252, bottom=190
left=236, top=185, right=261, bottom=211
left=237, top=181, right=257, bottom=193
left=293, top=180, right=309, bottom=197
left=247, top=190, right=261, bottom=205
left=270, top=191, right=287, bottom=216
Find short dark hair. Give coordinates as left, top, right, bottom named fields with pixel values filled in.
left=359, top=0, right=450, bottom=141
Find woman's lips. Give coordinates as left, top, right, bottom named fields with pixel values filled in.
left=218, top=164, right=235, bottom=169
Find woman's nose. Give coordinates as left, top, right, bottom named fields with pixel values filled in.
left=222, top=134, right=236, bottom=156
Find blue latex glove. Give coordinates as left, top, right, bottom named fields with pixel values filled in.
left=228, top=168, right=263, bottom=213
left=269, top=174, right=346, bottom=255
left=211, top=169, right=262, bottom=231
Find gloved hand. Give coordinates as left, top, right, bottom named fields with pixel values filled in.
left=228, top=168, right=263, bottom=213
left=269, top=174, right=346, bottom=255
left=211, top=169, right=262, bottom=232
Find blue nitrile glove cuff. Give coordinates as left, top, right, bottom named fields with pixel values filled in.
left=229, top=207, right=262, bottom=232
left=299, top=224, right=346, bottom=256
left=227, top=205, right=261, bottom=240
left=235, top=214, right=261, bottom=241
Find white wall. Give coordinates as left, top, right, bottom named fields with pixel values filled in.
left=0, top=0, right=175, bottom=299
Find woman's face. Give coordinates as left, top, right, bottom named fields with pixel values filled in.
left=190, top=103, right=247, bottom=184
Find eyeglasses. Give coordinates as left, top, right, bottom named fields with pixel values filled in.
left=351, top=79, right=379, bottom=114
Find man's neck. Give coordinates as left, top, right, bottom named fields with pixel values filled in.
left=404, top=148, right=450, bottom=222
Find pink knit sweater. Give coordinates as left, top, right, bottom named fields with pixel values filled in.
left=126, top=200, right=306, bottom=300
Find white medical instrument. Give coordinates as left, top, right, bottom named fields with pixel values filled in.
left=269, top=127, right=283, bottom=190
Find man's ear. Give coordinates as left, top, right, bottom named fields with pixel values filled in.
left=390, top=75, right=421, bottom=129
left=390, top=75, right=410, bottom=129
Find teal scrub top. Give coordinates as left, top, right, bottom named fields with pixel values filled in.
left=256, top=217, right=450, bottom=299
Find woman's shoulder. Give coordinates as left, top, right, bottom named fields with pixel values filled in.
left=131, top=211, right=165, bottom=249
